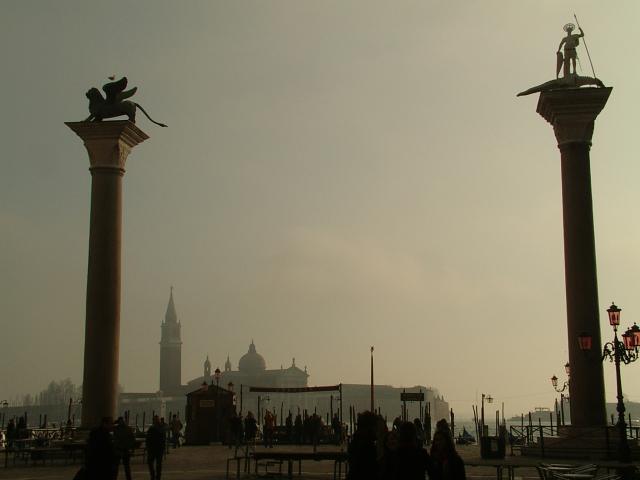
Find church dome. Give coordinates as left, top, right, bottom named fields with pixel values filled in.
left=238, top=341, right=266, bottom=372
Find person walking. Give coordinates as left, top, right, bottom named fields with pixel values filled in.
left=382, top=421, right=433, bottom=480
left=430, top=430, right=466, bottom=480
left=347, top=411, right=378, bottom=480
left=146, top=415, right=166, bottom=480
left=263, top=411, right=275, bottom=448
left=114, top=417, right=135, bottom=480
left=85, top=417, right=117, bottom=480
left=169, top=415, right=182, bottom=449
left=331, top=413, right=342, bottom=445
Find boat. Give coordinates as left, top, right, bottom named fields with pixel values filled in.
left=456, top=426, right=476, bottom=445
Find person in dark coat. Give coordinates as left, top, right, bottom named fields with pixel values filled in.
left=114, top=417, right=135, bottom=480
left=244, top=412, right=258, bottom=444
left=229, top=413, right=243, bottom=450
left=347, top=411, right=378, bottom=480
left=6, top=419, right=16, bottom=448
left=146, top=415, right=166, bottom=480
left=430, top=430, right=466, bottom=480
left=86, top=417, right=117, bottom=480
left=331, top=413, right=342, bottom=445
left=294, top=414, right=303, bottom=445
left=285, top=413, right=293, bottom=443
left=383, top=421, right=432, bottom=480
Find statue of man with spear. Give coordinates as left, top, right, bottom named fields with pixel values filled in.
left=557, top=23, right=584, bottom=78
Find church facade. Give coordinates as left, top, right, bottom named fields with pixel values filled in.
left=185, top=342, right=309, bottom=392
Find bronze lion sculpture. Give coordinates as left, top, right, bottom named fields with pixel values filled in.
left=85, top=77, right=167, bottom=127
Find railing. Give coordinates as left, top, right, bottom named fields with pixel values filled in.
left=509, top=424, right=640, bottom=459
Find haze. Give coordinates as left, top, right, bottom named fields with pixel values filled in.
left=2, top=0, right=640, bottom=419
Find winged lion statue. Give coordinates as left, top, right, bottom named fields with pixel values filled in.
left=85, top=77, right=167, bottom=127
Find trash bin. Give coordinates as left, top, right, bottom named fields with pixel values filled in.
left=480, top=435, right=505, bottom=459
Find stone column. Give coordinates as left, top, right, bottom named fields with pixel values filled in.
left=66, top=120, right=148, bottom=428
left=537, top=87, right=612, bottom=427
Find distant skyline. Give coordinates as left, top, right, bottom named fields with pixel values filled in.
left=2, top=1, right=640, bottom=419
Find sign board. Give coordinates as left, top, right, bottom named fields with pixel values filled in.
left=400, top=392, right=424, bottom=402
left=200, top=399, right=216, bottom=408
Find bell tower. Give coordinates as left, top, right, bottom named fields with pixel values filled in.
left=159, top=287, right=182, bottom=392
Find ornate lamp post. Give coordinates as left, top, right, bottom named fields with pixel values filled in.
left=480, top=393, right=493, bottom=437
left=551, top=363, right=570, bottom=425
left=578, top=303, right=640, bottom=462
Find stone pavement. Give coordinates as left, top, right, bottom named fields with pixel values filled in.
left=0, top=443, right=540, bottom=480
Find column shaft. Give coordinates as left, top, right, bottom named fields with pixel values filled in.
left=66, top=120, right=148, bottom=429
left=559, top=142, right=606, bottom=426
left=81, top=168, right=123, bottom=428
left=536, top=87, right=611, bottom=427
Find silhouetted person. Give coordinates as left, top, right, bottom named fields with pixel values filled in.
left=114, top=417, right=135, bottom=480
left=294, top=413, right=303, bottom=444
left=414, top=418, right=426, bottom=446
left=86, top=417, right=116, bottom=480
left=159, top=417, right=169, bottom=454
left=303, top=414, right=312, bottom=444
left=169, top=415, right=182, bottom=448
left=332, top=413, right=342, bottom=444
left=263, top=410, right=275, bottom=448
left=430, top=430, right=466, bottom=480
left=284, top=412, right=293, bottom=442
left=347, top=411, right=378, bottom=480
left=146, top=415, right=166, bottom=480
left=229, top=413, right=242, bottom=450
left=17, top=416, right=27, bottom=439
left=310, top=413, right=322, bottom=450
left=6, top=419, right=16, bottom=448
left=392, top=416, right=402, bottom=432
left=244, top=411, right=258, bottom=444
left=383, top=421, right=432, bottom=480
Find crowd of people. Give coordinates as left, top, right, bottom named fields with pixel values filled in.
left=3, top=416, right=29, bottom=447
left=226, top=410, right=343, bottom=448
left=348, top=413, right=466, bottom=480
left=69, top=409, right=461, bottom=480
left=79, top=414, right=182, bottom=480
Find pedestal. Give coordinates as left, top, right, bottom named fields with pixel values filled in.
left=537, top=87, right=612, bottom=427
left=66, top=120, right=148, bottom=428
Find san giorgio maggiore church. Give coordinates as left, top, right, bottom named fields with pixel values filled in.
left=120, top=290, right=450, bottom=423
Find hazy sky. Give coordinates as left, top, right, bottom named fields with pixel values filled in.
left=2, top=1, right=640, bottom=419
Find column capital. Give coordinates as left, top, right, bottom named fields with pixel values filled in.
left=537, top=87, right=612, bottom=147
left=66, top=120, right=149, bottom=172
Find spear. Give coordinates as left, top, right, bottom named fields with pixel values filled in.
left=574, top=13, right=596, bottom=78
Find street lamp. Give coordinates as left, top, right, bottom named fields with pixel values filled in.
left=577, top=302, right=639, bottom=463
left=551, top=364, right=570, bottom=426
left=551, top=363, right=570, bottom=393
left=480, top=393, right=493, bottom=437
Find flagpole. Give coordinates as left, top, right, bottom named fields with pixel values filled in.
left=370, top=346, right=375, bottom=412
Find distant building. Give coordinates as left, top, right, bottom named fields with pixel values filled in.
left=119, top=289, right=451, bottom=431
left=184, top=342, right=309, bottom=392
left=159, top=287, right=182, bottom=393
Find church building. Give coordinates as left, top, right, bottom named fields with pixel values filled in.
left=119, top=289, right=449, bottom=427
left=184, top=341, right=309, bottom=392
